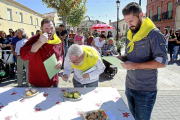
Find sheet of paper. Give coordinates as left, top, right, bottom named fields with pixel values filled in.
left=80, top=66, right=97, bottom=75
left=106, top=111, right=117, bottom=120
left=102, top=56, right=124, bottom=69
left=43, top=54, right=61, bottom=79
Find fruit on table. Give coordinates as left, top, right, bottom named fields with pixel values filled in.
left=63, top=92, right=69, bottom=97
left=74, top=93, right=80, bottom=98
left=68, top=93, right=73, bottom=98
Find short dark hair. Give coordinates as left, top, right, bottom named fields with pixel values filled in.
left=36, top=30, right=40, bottom=32
left=9, top=28, right=13, bottom=31
left=59, top=24, right=64, bottom=28
left=100, top=34, right=106, bottom=39
left=41, top=18, right=55, bottom=27
left=122, top=2, right=142, bottom=17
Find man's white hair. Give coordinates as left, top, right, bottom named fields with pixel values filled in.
left=68, top=44, right=83, bottom=57
left=17, top=28, right=24, bottom=33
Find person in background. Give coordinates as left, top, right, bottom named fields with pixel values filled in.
left=85, top=31, right=93, bottom=46
left=68, top=29, right=76, bottom=47
left=59, top=24, right=69, bottom=57
left=118, top=2, right=167, bottom=120
left=107, top=31, right=113, bottom=39
left=62, top=44, right=105, bottom=87
left=91, top=34, right=106, bottom=53
left=74, top=29, right=84, bottom=45
left=15, top=33, right=30, bottom=87
left=168, top=29, right=176, bottom=61
left=20, top=18, right=63, bottom=87
left=10, top=29, right=24, bottom=59
left=102, top=37, right=117, bottom=74
left=7, top=28, right=13, bottom=38
left=174, top=28, right=180, bottom=60
left=0, top=31, right=14, bottom=77
left=163, top=28, right=170, bottom=46
left=92, top=30, right=99, bottom=38
left=36, top=30, right=40, bottom=35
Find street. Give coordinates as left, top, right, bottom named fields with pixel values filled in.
left=0, top=58, right=180, bottom=120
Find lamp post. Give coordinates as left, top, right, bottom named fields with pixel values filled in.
left=139, top=0, right=141, bottom=6
left=116, top=0, right=120, bottom=41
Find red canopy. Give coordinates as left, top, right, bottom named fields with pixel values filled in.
left=89, top=24, right=115, bottom=31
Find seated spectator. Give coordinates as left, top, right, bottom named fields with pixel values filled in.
left=102, top=37, right=118, bottom=74
left=91, top=34, right=106, bottom=53
left=74, top=29, right=84, bottom=45
left=15, top=33, right=30, bottom=87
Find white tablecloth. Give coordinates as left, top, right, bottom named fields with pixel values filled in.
left=0, top=87, right=134, bottom=120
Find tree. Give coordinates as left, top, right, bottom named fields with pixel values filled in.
left=42, top=0, right=87, bottom=29
left=67, top=0, right=87, bottom=27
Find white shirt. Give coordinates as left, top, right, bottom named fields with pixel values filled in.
left=94, top=37, right=105, bottom=50
left=164, top=33, right=170, bottom=45
left=15, top=38, right=28, bottom=55
left=63, top=45, right=105, bottom=84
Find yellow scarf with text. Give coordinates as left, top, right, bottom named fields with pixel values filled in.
left=71, top=46, right=99, bottom=71
left=127, top=17, right=156, bottom=53
left=40, top=32, right=61, bottom=44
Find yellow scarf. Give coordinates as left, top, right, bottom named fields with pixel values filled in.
left=71, top=46, right=99, bottom=71
left=127, top=17, right=156, bottom=53
left=40, top=32, right=61, bottom=44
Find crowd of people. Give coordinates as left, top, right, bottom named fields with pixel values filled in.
left=163, top=28, right=180, bottom=61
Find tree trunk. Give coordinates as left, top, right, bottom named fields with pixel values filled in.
left=62, top=16, right=67, bottom=29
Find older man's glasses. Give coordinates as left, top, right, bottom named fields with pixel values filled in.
left=69, top=54, right=83, bottom=63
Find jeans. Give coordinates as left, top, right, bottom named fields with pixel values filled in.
left=73, top=78, right=98, bottom=88
left=168, top=43, right=174, bottom=59
left=173, top=46, right=179, bottom=60
left=64, top=45, right=68, bottom=57
left=125, top=87, right=157, bottom=120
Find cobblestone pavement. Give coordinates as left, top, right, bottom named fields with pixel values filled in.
left=0, top=60, right=180, bottom=120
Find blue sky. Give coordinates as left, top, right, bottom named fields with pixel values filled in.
left=14, top=0, right=147, bottom=24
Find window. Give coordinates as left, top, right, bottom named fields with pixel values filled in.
left=30, top=16, right=33, bottom=25
left=20, top=13, right=23, bottom=23
left=7, top=9, right=12, bottom=20
left=149, top=10, right=153, bottom=20
left=168, top=2, right=172, bottom=19
left=157, top=6, right=161, bottom=21
left=36, top=18, right=38, bottom=26
left=123, top=24, right=125, bottom=30
left=31, top=32, right=34, bottom=36
left=126, top=24, right=128, bottom=29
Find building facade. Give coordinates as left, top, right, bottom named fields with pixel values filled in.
left=0, top=0, right=42, bottom=37
left=146, top=0, right=177, bottom=32
left=175, top=0, right=180, bottom=30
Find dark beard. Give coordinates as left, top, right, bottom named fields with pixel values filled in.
left=129, top=19, right=142, bottom=33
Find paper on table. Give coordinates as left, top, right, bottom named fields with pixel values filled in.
left=43, top=54, right=61, bottom=79
left=106, top=111, right=116, bottom=120
left=80, top=66, right=97, bottom=75
left=102, top=56, right=124, bottom=69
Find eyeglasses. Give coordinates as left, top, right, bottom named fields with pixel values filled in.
left=69, top=54, right=84, bottom=63
left=78, top=31, right=82, bottom=32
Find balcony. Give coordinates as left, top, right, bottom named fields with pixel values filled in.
left=152, top=14, right=161, bottom=22
left=162, top=10, right=173, bottom=20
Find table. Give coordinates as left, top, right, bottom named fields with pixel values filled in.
left=0, top=87, right=134, bottom=120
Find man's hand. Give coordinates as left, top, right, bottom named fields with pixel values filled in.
left=121, top=61, right=137, bottom=70
left=54, top=60, right=62, bottom=69
left=62, top=74, right=68, bottom=81
left=82, top=73, right=89, bottom=79
left=39, top=33, right=48, bottom=44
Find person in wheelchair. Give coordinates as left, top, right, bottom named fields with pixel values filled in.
left=102, top=37, right=118, bottom=77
